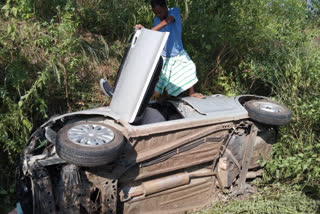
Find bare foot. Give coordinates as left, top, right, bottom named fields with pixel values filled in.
left=190, top=92, right=205, bottom=99
left=188, top=86, right=205, bottom=99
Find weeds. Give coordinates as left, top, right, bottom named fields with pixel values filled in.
left=195, top=184, right=320, bottom=214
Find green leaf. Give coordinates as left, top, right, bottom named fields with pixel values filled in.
left=12, top=7, right=17, bottom=17
left=35, top=139, right=47, bottom=150
left=18, top=101, right=23, bottom=108
left=1, top=4, right=9, bottom=10
left=22, top=119, right=32, bottom=131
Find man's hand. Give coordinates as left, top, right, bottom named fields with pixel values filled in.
left=134, top=24, right=144, bottom=30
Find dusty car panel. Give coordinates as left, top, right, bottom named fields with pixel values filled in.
left=181, top=94, right=246, bottom=115
left=110, top=29, right=169, bottom=123
left=122, top=173, right=216, bottom=214
left=15, top=29, right=292, bottom=214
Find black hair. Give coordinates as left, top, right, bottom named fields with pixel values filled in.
left=151, top=0, right=167, bottom=8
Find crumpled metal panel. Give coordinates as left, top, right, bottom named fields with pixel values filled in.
left=55, top=165, right=84, bottom=214
left=85, top=168, right=119, bottom=214
left=32, top=166, right=56, bottom=214
left=54, top=164, right=119, bottom=214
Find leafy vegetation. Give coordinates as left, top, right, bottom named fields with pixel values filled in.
left=0, top=0, right=319, bottom=212
left=195, top=184, right=320, bottom=214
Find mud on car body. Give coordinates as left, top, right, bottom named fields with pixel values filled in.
left=16, top=29, right=292, bottom=214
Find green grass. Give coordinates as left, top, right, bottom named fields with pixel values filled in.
left=194, top=184, right=320, bottom=214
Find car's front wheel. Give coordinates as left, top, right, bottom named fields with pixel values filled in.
left=244, top=100, right=292, bottom=126
left=56, top=120, right=124, bottom=167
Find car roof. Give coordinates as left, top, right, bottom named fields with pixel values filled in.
left=109, top=29, right=169, bottom=123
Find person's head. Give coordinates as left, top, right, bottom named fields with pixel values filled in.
left=151, top=0, right=168, bottom=20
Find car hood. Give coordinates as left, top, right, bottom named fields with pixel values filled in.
left=110, top=29, right=169, bottom=123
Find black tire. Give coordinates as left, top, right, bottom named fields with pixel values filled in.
left=56, top=120, right=124, bottom=167
left=244, top=100, right=292, bottom=126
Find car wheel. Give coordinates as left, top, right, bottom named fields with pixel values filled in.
left=56, top=120, right=124, bottom=167
left=244, top=100, right=292, bottom=126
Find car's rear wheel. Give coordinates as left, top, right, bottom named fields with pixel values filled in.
left=244, top=100, right=292, bottom=126
left=56, top=120, right=124, bottom=167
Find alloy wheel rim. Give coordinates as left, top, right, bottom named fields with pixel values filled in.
left=67, top=124, right=115, bottom=146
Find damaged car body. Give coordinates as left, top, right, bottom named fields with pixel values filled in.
left=16, top=29, right=292, bottom=214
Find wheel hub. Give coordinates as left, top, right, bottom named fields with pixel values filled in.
left=256, top=101, right=282, bottom=113
left=67, top=124, right=115, bottom=146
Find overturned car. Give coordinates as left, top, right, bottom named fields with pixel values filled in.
left=16, top=29, right=292, bottom=214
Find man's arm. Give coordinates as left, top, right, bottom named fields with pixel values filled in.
left=134, top=14, right=175, bottom=31
left=151, top=15, right=175, bottom=31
